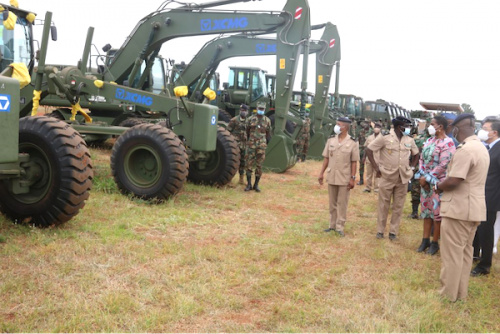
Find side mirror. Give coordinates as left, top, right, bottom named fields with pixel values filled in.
left=50, top=25, right=57, bottom=41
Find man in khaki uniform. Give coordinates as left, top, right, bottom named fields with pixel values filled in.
left=363, top=122, right=382, bottom=193
left=435, top=113, right=489, bottom=302
left=365, top=116, right=419, bottom=240
left=318, top=117, right=359, bottom=237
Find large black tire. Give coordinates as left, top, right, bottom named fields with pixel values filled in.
left=187, top=127, right=239, bottom=186
left=110, top=123, right=188, bottom=200
left=218, top=109, right=233, bottom=123
left=0, top=116, right=93, bottom=227
left=118, top=118, right=146, bottom=128
left=269, top=114, right=295, bottom=134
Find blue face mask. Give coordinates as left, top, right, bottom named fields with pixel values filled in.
left=257, top=109, right=265, bottom=116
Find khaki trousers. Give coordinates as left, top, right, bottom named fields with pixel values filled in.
left=377, top=177, right=407, bottom=235
left=328, top=184, right=350, bottom=232
left=439, top=217, right=479, bottom=302
left=365, top=162, right=379, bottom=191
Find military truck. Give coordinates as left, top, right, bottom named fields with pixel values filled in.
left=0, top=5, right=92, bottom=227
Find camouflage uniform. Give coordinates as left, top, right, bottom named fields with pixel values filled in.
left=296, top=117, right=311, bottom=161
left=409, top=132, right=429, bottom=218
left=227, top=115, right=247, bottom=176
left=245, top=113, right=271, bottom=192
left=357, top=125, right=369, bottom=185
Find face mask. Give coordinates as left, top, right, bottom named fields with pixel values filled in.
left=402, top=127, right=411, bottom=136
left=373, top=128, right=381, bottom=134
left=257, top=109, right=265, bottom=116
left=477, top=129, right=490, bottom=142
left=427, top=125, right=436, bottom=136
left=334, top=124, right=341, bottom=135
left=240, top=111, right=248, bottom=119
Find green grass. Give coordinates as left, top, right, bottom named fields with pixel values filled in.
left=1, top=151, right=499, bottom=332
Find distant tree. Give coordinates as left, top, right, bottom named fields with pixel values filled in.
left=461, top=103, right=475, bottom=115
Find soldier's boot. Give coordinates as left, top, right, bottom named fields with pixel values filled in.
left=410, top=203, right=419, bottom=219
left=357, top=175, right=364, bottom=185
left=239, top=173, right=245, bottom=185
left=253, top=176, right=261, bottom=192
left=244, top=174, right=253, bottom=192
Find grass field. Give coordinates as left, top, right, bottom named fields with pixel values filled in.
left=1, top=144, right=499, bottom=332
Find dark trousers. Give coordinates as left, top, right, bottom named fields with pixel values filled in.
left=473, top=210, right=496, bottom=270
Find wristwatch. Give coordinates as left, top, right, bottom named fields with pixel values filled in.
left=351, top=176, right=356, bottom=180
left=410, top=166, right=415, bottom=171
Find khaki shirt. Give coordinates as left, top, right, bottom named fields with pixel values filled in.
left=364, top=133, right=380, bottom=165
left=440, top=135, right=490, bottom=222
left=367, top=129, right=419, bottom=184
left=322, top=135, right=359, bottom=186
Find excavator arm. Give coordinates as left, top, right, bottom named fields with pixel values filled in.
left=104, top=0, right=309, bottom=87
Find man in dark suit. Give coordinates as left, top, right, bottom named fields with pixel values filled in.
left=472, top=118, right=500, bottom=276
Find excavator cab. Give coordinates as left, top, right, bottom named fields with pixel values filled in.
left=223, top=66, right=269, bottom=111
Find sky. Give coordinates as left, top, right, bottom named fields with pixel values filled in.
left=21, top=0, right=500, bottom=120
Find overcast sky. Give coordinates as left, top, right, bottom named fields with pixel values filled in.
left=22, top=0, right=500, bottom=120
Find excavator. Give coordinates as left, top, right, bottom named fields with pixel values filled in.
left=0, top=4, right=93, bottom=227
left=28, top=0, right=311, bottom=174
left=168, top=21, right=341, bottom=160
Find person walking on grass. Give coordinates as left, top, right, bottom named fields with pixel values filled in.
left=435, top=113, right=489, bottom=302
left=318, top=117, right=359, bottom=237
left=244, top=104, right=271, bottom=192
left=471, top=117, right=500, bottom=276
left=227, top=104, right=249, bottom=185
left=365, top=116, right=419, bottom=241
left=414, top=115, right=456, bottom=255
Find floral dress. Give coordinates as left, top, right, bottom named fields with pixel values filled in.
left=414, top=136, right=456, bottom=220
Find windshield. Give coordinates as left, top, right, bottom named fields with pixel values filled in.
left=251, top=69, right=267, bottom=102
left=0, top=16, right=33, bottom=72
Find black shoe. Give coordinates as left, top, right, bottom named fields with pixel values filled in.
left=376, top=232, right=384, bottom=239
left=473, top=256, right=481, bottom=263
left=253, top=176, right=261, bottom=192
left=427, top=241, right=439, bottom=255
left=471, top=266, right=490, bottom=277
left=244, top=174, right=253, bottom=192
left=389, top=233, right=397, bottom=241
left=324, top=228, right=335, bottom=233
left=417, top=238, right=431, bottom=253
left=410, top=212, right=419, bottom=219
left=336, top=230, right=345, bottom=237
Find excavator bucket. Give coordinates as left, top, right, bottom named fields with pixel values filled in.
left=263, top=0, right=311, bottom=172
left=307, top=22, right=341, bottom=160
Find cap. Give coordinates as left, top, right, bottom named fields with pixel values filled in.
left=392, top=116, right=412, bottom=126
left=451, top=113, right=475, bottom=126
left=257, top=102, right=266, bottom=110
left=337, top=117, right=352, bottom=124
left=240, top=104, right=249, bottom=111
left=441, top=112, right=457, bottom=121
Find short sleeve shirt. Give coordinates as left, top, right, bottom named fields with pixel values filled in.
left=322, top=135, right=359, bottom=186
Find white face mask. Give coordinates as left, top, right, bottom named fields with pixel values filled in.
left=334, top=124, right=341, bottom=135
left=477, top=129, right=490, bottom=142
left=427, top=125, right=436, bottom=136
left=402, top=127, right=411, bottom=136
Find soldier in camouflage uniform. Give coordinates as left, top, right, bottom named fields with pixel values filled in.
left=356, top=121, right=370, bottom=185
left=296, top=109, right=311, bottom=162
left=409, top=120, right=429, bottom=218
left=244, top=104, right=271, bottom=192
left=227, top=104, right=249, bottom=184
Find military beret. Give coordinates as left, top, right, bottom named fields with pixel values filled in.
left=451, top=113, right=475, bottom=126
left=392, top=116, right=412, bottom=126
left=337, top=117, right=352, bottom=124
left=441, top=112, right=457, bottom=121
left=240, top=104, right=249, bottom=111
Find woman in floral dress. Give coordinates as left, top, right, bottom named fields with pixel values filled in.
left=415, top=115, right=456, bottom=255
